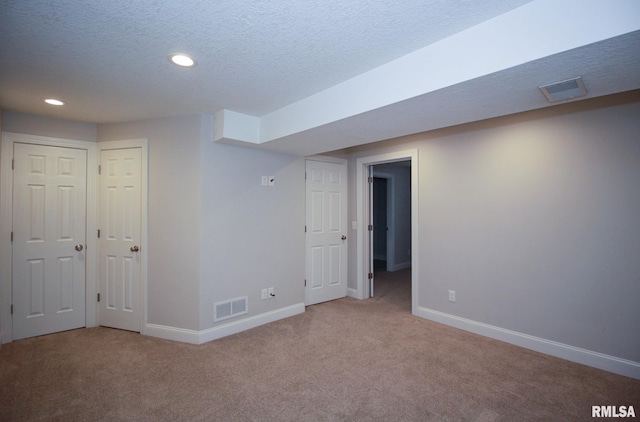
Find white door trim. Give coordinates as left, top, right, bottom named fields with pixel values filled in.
left=98, top=139, right=148, bottom=335
left=355, top=150, right=418, bottom=315
left=371, top=171, right=395, bottom=272
left=0, top=132, right=98, bottom=343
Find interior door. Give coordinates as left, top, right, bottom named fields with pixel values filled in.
left=12, top=143, right=87, bottom=339
left=305, top=160, right=347, bottom=305
left=99, top=147, right=142, bottom=332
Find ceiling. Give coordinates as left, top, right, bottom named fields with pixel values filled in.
left=1, top=0, right=639, bottom=156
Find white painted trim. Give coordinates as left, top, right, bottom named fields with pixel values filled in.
left=144, top=324, right=201, bottom=344
left=199, top=302, right=305, bottom=344
left=390, top=261, right=411, bottom=272
left=0, top=132, right=98, bottom=343
left=417, top=306, right=640, bottom=380
left=347, top=288, right=359, bottom=298
left=356, top=150, right=419, bottom=315
left=97, top=139, right=149, bottom=335
left=305, top=154, right=348, bottom=165
left=145, top=303, right=305, bottom=345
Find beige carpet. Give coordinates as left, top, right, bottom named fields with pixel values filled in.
left=1, top=269, right=638, bottom=421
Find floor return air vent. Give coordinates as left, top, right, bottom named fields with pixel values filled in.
left=214, top=296, right=248, bottom=322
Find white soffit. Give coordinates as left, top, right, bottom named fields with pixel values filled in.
left=214, top=0, right=640, bottom=153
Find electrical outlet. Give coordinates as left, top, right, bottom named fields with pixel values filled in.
left=448, top=290, right=456, bottom=303
left=268, top=287, right=275, bottom=298
left=261, top=288, right=268, bottom=300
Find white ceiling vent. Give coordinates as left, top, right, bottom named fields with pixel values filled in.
left=539, top=77, right=587, bottom=103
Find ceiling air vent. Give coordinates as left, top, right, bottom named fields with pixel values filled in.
left=539, top=77, right=587, bottom=103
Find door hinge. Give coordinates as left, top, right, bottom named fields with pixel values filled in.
left=368, top=176, right=373, bottom=184
left=12, top=159, right=15, bottom=170
left=304, top=279, right=307, bottom=287
left=98, top=164, right=101, bottom=175
left=368, top=273, right=373, bottom=280
left=368, top=224, right=373, bottom=231
left=97, top=229, right=101, bottom=238
left=10, top=231, right=13, bottom=242
left=97, top=293, right=101, bottom=302
left=11, top=304, right=13, bottom=315
left=305, top=225, right=307, bottom=233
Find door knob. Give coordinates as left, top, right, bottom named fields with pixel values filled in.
left=130, top=245, right=139, bottom=252
left=75, top=244, right=84, bottom=252
left=341, top=235, right=347, bottom=240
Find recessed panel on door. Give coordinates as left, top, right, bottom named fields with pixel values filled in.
left=12, top=143, right=87, bottom=340
left=305, top=160, right=347, bottom=305
left=99, top=147, right=142, bottom=332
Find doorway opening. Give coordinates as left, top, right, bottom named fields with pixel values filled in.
left=371, top=162, right=412, bottom=311
left=355, top=149, right=418, bottom=315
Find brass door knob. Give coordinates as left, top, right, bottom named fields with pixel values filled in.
left=75, top=244, right=84, bottom=251
left=341, top=235, right=347, bottom=240
left=130, top=245, right=140, bottom=252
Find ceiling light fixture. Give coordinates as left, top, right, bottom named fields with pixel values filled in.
left=44, top=98, right=65, bottom=106
left=169, top=54, right=196, bottom=68
left=539, top=77, right=587, bottom=103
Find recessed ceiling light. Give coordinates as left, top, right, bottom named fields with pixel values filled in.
left=169, top=54, right=196, bottom=67
left=44, top=98, right=65, bottom=106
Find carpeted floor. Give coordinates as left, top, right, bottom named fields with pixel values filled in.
left=1, top=268, right=638, bottom=421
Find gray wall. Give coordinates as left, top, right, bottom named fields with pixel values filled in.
left=344, top=91, right=640, bottom=363
left=2, top=111, right=97, bottom=141
left=198, top=140, right=305, bottom=330
left=99, top=114, right=306, bottom=332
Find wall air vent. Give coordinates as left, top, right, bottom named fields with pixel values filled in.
left=214, top=296, right=248, bottom=322
left=539, top=77, right=587, bottom=103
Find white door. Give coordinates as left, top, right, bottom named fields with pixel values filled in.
left=99, top=147, right=142, bottom=332
left=305, top=160, right=347, bottom=305
left=12, top=143, right=87, bottom=339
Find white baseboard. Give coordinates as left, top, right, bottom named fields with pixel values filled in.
left=144, top=324, right=201, bottom=344
left=347, top=287, right=360, bottom=299
left=390, top=261, right=411, bottom=272
left=145, top=302, right=305, bottom=345
left=198, top=302, right=304, bottom=344
left=417, top=306, right=640, bottom=380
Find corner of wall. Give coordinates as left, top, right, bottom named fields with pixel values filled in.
left=0, top=109, right=4, bottom=347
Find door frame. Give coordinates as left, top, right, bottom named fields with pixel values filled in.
left=355, top=150, right=418, bottom=314
left=98, top=138, right=148, bottom=334
left=0, top=132, right=98, bottom=343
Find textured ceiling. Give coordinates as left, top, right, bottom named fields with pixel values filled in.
left=1, top=0, right=639, bottom=155
left=0, top=0, right=532, bottom=121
